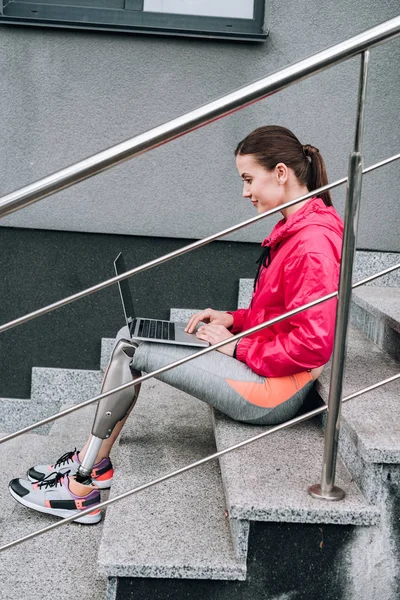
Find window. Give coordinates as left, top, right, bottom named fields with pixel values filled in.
left=143, top=1, right=254, bottom=20
left=0, top=0, right=267, bottom=42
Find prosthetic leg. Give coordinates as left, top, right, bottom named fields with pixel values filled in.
left=74, top=339, right=139, bottom=485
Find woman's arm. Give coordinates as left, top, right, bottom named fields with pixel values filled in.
left=235, top=253, right=340, bottom=377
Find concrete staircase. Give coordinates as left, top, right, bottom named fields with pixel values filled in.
left=0, top=285, right=399, bottom=600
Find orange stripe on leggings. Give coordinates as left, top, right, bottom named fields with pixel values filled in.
left=225, top=371, right=313, bottom=408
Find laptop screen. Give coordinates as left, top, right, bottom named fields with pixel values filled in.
left=114, top=253, right=136, bottom=328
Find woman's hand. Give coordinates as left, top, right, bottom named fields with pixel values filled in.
left=185, top=308, right=234, bottom=334
left=195, top=323, right=236, bottom=357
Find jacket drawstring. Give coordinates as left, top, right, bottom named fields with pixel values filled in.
left=253, top=246, right=271, bottom=292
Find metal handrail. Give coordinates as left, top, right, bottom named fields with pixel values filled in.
left=0, top=153, right=399, bottom=337
left=1, top=262, right=398, bottom=446
left=0, top=17, right=399, bottom=219
left=1, top=371, right=398, bottom=553
left=0, top=180, right=340, bottom=335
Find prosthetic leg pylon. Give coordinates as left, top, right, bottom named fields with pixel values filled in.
left=74, top=339, right=139, bottom=485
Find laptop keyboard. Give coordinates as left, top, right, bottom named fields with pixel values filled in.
left=137, top=319, right=175, bottom=341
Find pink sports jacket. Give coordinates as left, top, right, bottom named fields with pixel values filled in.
left=228, top=197, right=344, bottom=378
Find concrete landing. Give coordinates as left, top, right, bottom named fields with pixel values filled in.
left=97, top=379, right=246, bottom=583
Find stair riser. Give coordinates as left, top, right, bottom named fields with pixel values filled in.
left=31, top=367, right=102, bottom=405
left=334, top=416, right=396, bottom=504
left=1, top=367, right=103, bottom=438
left=351, top=302, right=399, bottom=361
left=0, top=399, right=52, bottom=435
left=229, top=518, right=250, bottom=560
left=101, top=338, right=115, bottom=371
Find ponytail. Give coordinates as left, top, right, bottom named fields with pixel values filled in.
left=302, top=144, right=332, bottom=207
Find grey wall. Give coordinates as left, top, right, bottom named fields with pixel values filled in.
left=0, top=0, right=399, bottom=251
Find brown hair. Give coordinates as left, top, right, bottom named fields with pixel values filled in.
left=235, top=125, right=332, bottom=207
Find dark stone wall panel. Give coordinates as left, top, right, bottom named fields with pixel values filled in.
left=0, top=226, right=260, bottom=398
left=116, top=521, right=354, bottom=600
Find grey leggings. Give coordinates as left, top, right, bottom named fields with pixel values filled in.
left=115, top=327, right=314, bottom=426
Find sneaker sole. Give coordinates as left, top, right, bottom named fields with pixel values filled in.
left=26, top=471, right=113, bottom=490
left=8, top=485, right=102, bottom=525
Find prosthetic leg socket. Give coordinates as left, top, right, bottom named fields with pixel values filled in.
left=75, top=339, right=139, bottom=485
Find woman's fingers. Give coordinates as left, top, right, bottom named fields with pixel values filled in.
left=195, top=328, right=209, bottom=341
left=185, top=309, right=232, bottom=334
left=196, top=323, right=233, bottom=341
left=185, top=313, right=205, bottom=333
left=199, top=323, right=227, bottom=334
left=185, top=309, right=213, bottom=333
left=195, top=323, right=235, bottom=356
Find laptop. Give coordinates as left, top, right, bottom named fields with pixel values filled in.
left=114, top=253, right=209, bottom=347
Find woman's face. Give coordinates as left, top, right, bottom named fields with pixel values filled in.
left=236, top=154, right=285, bottom=214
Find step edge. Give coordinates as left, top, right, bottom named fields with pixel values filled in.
left=97, top=562, right=247, bottom=581
left=0, top=396, right=30, bottom=403
left=227, top=504, right=380, bottom=525
left=31, top=366, right=102, bottom=376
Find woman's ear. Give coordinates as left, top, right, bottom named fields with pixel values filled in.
left=275, top=162, right=288, bottom=185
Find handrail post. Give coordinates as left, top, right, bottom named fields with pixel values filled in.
left=308, top=50, right=370, bottom=501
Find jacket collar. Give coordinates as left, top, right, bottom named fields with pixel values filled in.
left=262, top=197, right=343, bottom=248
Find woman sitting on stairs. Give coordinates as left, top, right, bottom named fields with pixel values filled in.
left=9, top=125, right=344, bottom=524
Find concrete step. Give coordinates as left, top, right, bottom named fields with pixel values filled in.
left=238, top=278, right=253, bottom=308
left=30, top=367, right=102, bottom=434
left=0, top=431, right=108, bottom=600
left=316, top=325, right=400, bottom=501
left=97, top=378, right=246, bottom=593
left=168, top=308, right=380, bottom=550
left=1, top=289, right=395, bottom=598
left=0, top=368, right=102, bottom=436
left=315, top=326, right=399, bottom=595
left=212, top=412, right=379, bottom=560
left=48, top=400, right=99, bottom=447
left=169, top=308, right=201, bottom=322
left=351, top=286, right=400, bottom=361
